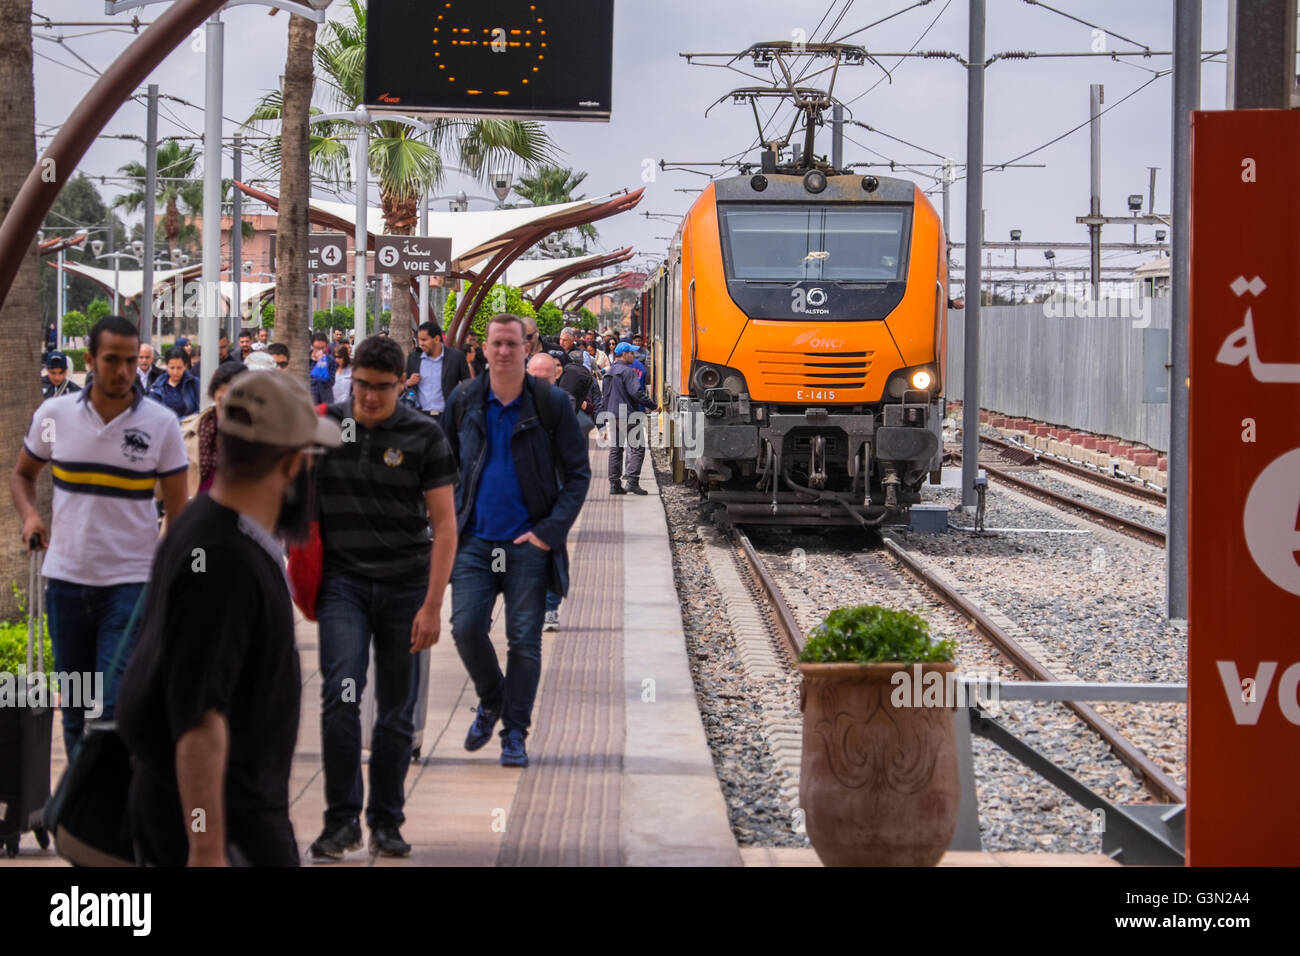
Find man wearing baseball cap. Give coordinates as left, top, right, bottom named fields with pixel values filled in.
left=601, top=343, right=656, bottom=495
left=40, top=351, right=81, bottom=399
left=118, top=371, right=342, bottom=866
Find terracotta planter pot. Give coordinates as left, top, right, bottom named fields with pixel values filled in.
left=798, top=662, right=960, bottom=866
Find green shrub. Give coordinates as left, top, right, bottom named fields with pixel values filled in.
left=85, top=297, right=112, bottom=325
left=444, top=284, right=537, bottom=338
left=260, top=300, right=275, bottom=330
left=61, top=310, right=88, bottom=341
left=62, top=348, right=88, bottom=372
left=536, top=301, right=563, bottom=337
left=798, top=604, right=955, bottom=664
left=0, top=584, right=52, bottom=678
left=578, top=306, right=598, bottom=330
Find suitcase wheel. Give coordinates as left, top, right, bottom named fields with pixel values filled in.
left=3, top=836, right=17, bottom=859
left=34, top=827, right=49, bottom=850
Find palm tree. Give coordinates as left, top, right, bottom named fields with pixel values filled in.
left=113, top=140, right=204, bottom=260
left=0, top=0, right=44, bottom=619
left=248, top=0, right=558, bottom=347
left=272, top=7, right=323, bottom=378
left=513, top=165, right=599, bottom=254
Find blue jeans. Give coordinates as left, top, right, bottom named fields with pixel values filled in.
left=317, top=570, right=427, bottom=830
left=545, top=590, right=561, bottom=613
left=450, top=536, right=550, bottom=736
left=45, top=579, right=146, bottom=757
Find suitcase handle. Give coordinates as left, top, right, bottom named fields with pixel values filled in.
left=27, top=545, right=43, bottom=677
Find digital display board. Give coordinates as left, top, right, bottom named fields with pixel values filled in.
left=365, top=0, right=614, bottom=122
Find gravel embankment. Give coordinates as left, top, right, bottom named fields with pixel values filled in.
left=655, top=445, right=1183, bottom=854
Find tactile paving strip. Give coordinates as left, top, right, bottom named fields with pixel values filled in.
left=497, top=446, right=625, bottom=866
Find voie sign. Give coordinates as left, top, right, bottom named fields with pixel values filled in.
left=307, top=233, right=348, bottom=274
left=1188, top=109, right=1300, bottom=866
left=373, top=236, right=452, bottom=276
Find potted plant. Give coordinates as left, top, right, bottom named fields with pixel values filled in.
left=797, top=604, right=959, bottom=866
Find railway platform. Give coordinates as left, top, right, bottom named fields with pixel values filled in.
left=9, top=442, right=742, bottom=868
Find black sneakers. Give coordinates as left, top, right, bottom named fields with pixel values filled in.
left=609, top=480, right=627, bottom=495
left=309, top=820, right=362, bottom=862
left=369, top=826, right=412, bottom=858
left=625, top=477, right=649, bottom=495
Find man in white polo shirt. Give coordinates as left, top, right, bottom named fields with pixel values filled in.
left=10, top=315, right=190, bottom=757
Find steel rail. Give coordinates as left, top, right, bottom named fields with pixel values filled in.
left=980, top=434, right=1167, bottom=504
left=881, top=536, right=1186, bottom=805
left=730, top=529, right=804, bottom=660
left=979, top=460, right=1167, bottom=546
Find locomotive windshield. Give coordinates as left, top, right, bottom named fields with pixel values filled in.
left=718, top=204, right=911, bottom=282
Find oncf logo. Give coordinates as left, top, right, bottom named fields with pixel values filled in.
left=791, top=326, right=844, bottom=350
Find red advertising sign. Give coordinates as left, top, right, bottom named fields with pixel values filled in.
left=1189, top=109, right=1300, bottom=865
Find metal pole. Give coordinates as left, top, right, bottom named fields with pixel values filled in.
left=418, top=184, right=430, bottom=336
left=200, top=12, right=223, bottom=405
left=1168, top=0, right=1199, bottom=619
left=1225, top=0, right=1236, bottom=106
left=960, top=0, right=985, bottom=509
left=109, top=214, right=117, bottom=312
left=353, top=111, right=370, bottom=344
left=1089, top=83, right=1103, bottom=301
left=141, top=83, right=157, bottom=345
left=1147, top=166, right=1158, bottom=215
left=1228, top=0, right=1298, bottom=108
left=832, top=102, right=843, bottom=171
left=56, top=248, right=64, bottom=347
left=942, top=159, right=953, bottom=278
left=232, top=132, right=242, bottom=341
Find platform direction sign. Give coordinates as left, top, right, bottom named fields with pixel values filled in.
left=1188, top=109, right=1300, bottom=866
left=374, top=236, right=452, bottom=276
left=307, top=233, right=348, bottom=274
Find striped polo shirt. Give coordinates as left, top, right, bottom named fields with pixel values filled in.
left=318, top=401, right=459, bottom=582
left=24, top=384, right=188, bottom=587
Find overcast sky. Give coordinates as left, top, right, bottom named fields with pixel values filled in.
left=32, top=0, right=1234, bottom=289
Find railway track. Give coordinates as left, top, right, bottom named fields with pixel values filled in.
left=728, top=526, right=1185, bottom=806
left=980, top=434, right=1167, bottom=505
left=951, top=449, right=1167, bottom=547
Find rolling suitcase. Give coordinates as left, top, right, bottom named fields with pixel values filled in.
left=0, top=543, right=53, bottom=857
left=360, top=648, right=431, bottom=762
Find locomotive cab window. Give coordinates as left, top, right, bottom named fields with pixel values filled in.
left=718, top=205, right=911, bottom=282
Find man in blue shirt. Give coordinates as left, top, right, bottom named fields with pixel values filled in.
left=443, top=313, right=590, bottom=768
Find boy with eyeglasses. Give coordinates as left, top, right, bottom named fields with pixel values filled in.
left=309, top=336, right=459, bottom=861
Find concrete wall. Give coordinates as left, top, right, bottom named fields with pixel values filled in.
left=945, top=297, right=1171, bottom=453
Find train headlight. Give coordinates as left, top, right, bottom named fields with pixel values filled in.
left=803, top=170, right=827, bottom=194
left=695, top=365, right=722, bottom=389
left=910, top=370, right=933, bottom=390
left=750, top=174, right=768, bottom=192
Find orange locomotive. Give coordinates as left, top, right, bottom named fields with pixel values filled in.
left=644, top=169, right=949, bottom=526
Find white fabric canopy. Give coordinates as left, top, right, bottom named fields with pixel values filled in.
left=52, top=260, right=196, bottom=300
left=480, top=252, right=609, bottom=291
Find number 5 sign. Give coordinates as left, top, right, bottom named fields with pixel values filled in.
left=1189, top=109, right=1300, bottom=866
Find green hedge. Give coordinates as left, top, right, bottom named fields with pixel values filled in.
left=0, top=584, right=51, bottom=678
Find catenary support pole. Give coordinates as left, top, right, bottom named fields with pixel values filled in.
left=961, top=0, right=985, bottom=509
left=200, top=13, right=224, bottom=405
left=353, top=111, right=370, bottom=345
left=1168, top=0, right=1199, bottom=619
left=232, top=133, right=242, bottom=342
left=56, top=249, right=64, bottom=347
left=1227, top=0, right=1297, bottom=108
left=418, top=184, right=430, bottom=336
left=141, top=84, right=157, bottom=345
left=1089, top=84, right=1103, bottom=300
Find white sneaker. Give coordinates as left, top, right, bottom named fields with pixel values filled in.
left=543, top=610, right=559, bottom=632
